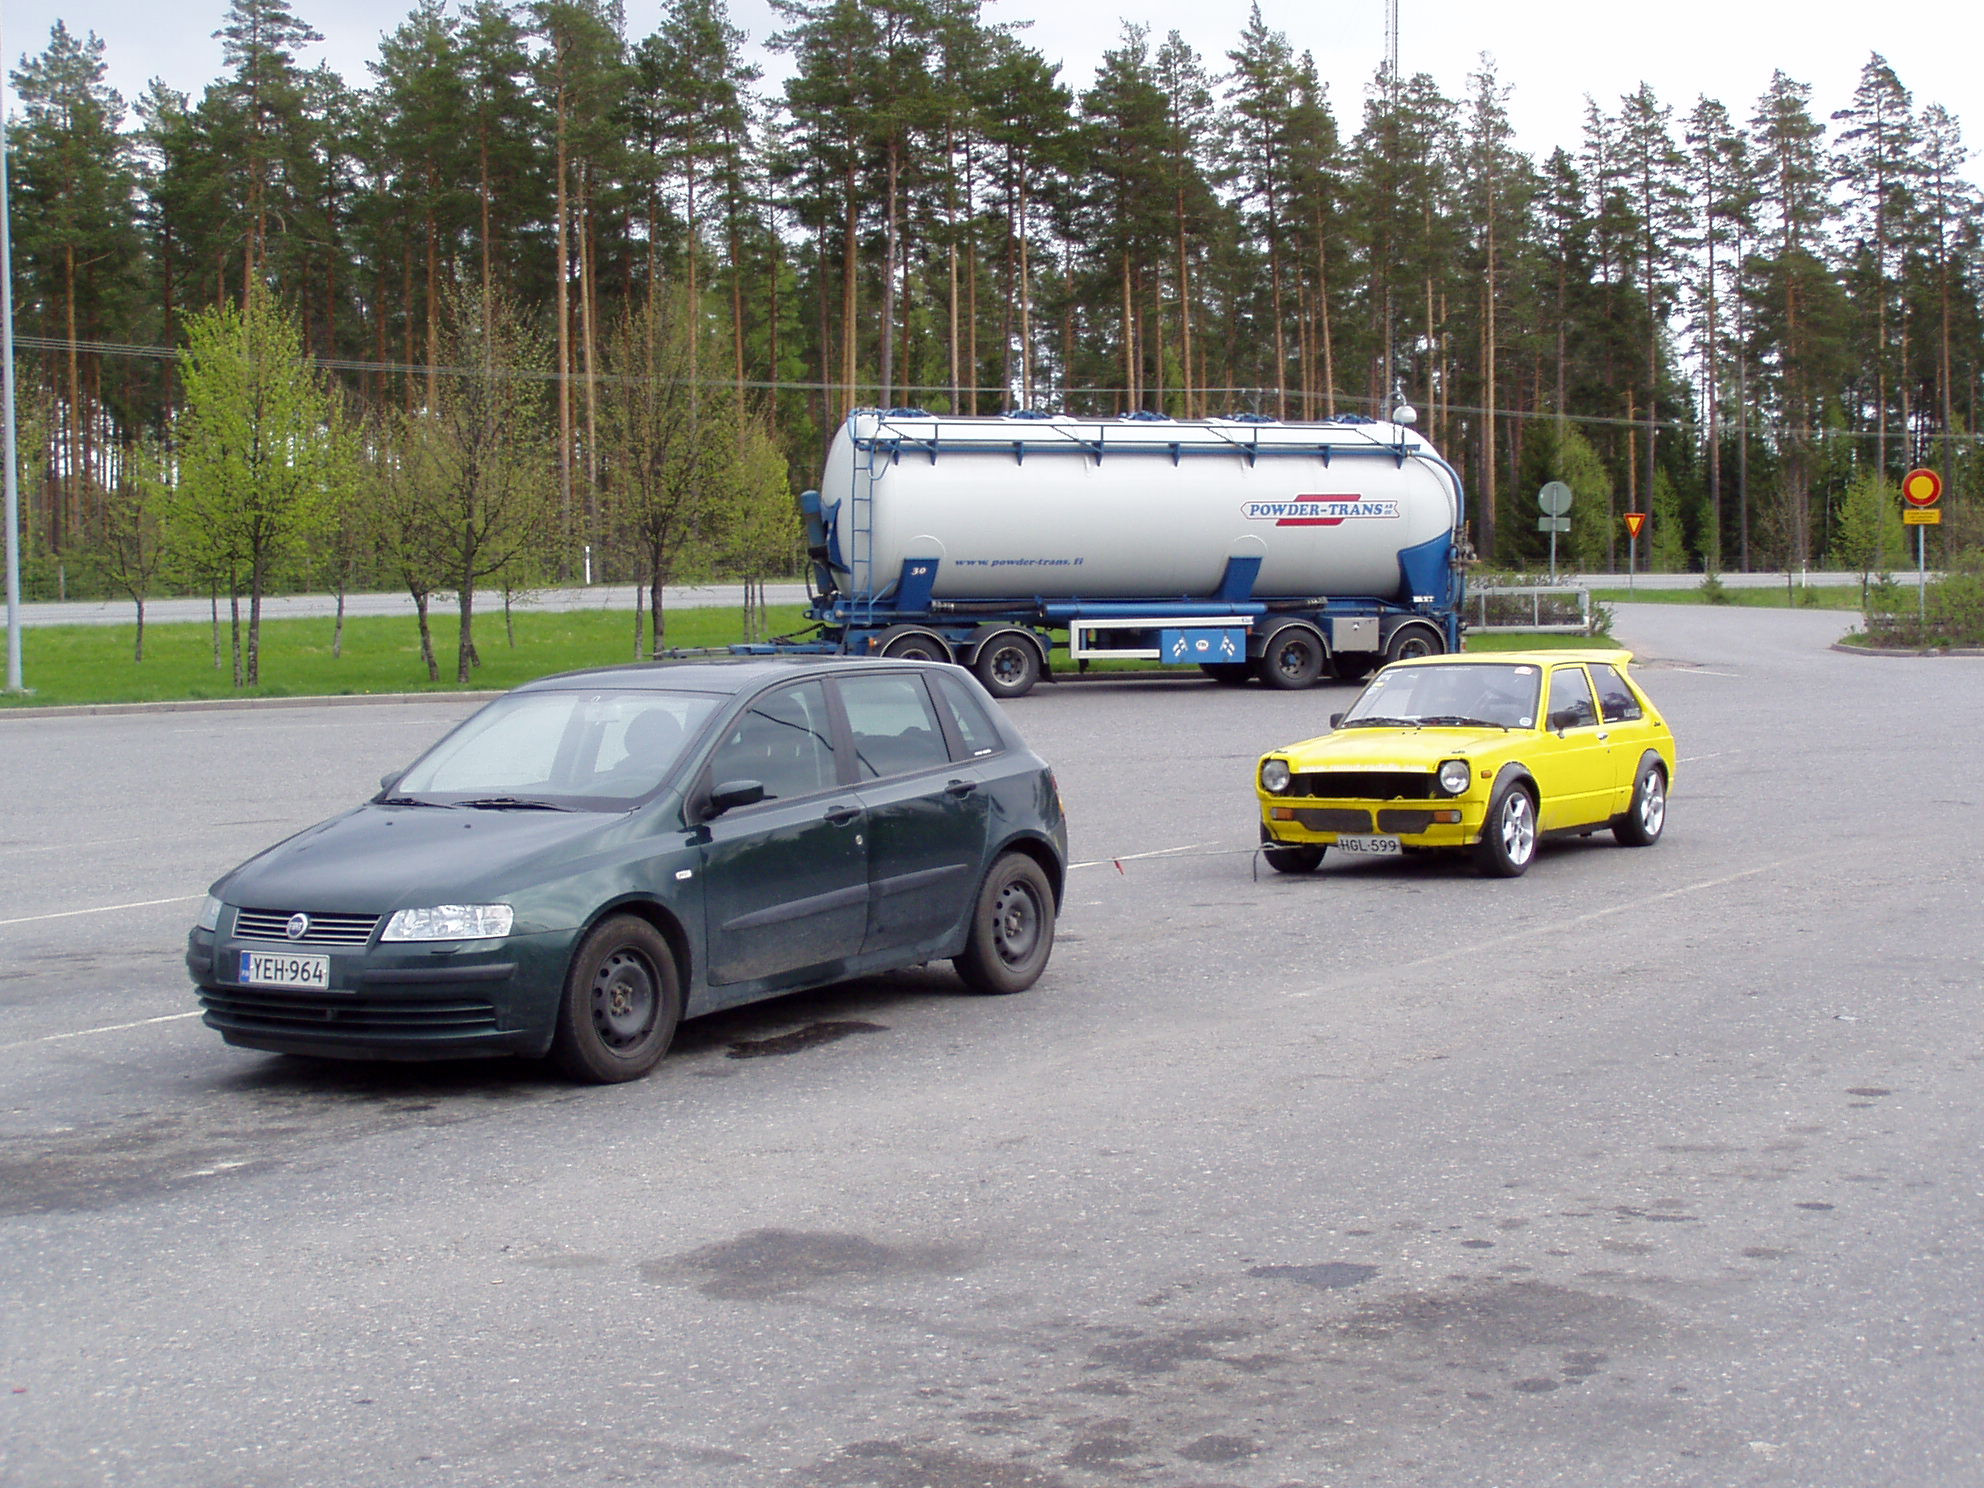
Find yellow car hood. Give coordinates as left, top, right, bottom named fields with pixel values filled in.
left=1275, top=726, right=1519, bottom=771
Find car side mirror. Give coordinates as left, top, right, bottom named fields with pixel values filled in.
left=1548, top=710, right=1573, bottom=733
left=1329, top=712, right=1344, bottom=729
left=378, top=770, right=402, bottom=793
left=706, top=779, right=767, bottom=817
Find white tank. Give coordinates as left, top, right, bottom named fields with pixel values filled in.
left=818, top=412, right=1462, bottom=603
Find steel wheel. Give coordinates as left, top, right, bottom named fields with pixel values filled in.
left=954, top=853, right=1056, bottom=995
left=1254, top=626, right=1325, bottom=690
left=1385, top=625, right=1444, bottom=663
left=879, top=628, right=951, bottom=663
left=972, top=633, right=1043, bottom=698
left=550, top=915, right=681, bottom=1082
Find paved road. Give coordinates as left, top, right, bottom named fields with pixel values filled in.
left=2, top=570, right=1893, bottom=632
left=2, top=604, right=1980, bottom=1487
left=6, top=581, right=817, bottom=629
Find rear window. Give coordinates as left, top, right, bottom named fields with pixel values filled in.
left=934, top=673, right=1006, bottom=758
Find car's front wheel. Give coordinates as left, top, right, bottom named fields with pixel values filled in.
left=1474, top=781, right=1537, bottom=878
left=550, top=915, right=681, bottom=1082
left=954, top=853, right=1056, bottom=994
left=1263, top=844, right=1325, bottom=874
left=1613, top=760, right=1667, bottom=846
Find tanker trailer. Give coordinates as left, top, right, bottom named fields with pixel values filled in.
left=744, top=409, right=1466, bottom=698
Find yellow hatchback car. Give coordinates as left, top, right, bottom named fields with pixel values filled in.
left=1255, top=649, right=1675, bottom=877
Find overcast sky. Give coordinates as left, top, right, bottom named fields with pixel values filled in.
left=6, top=0, right=1979, bottom=185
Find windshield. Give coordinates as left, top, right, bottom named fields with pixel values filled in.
left=1338, top=662, right=1541, bottom=730
left=390, top=689, right=721, bottom=809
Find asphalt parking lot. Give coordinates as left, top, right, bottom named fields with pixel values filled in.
left=2, top=603, right=1981, bottom=1488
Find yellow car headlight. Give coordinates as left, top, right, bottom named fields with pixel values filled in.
left=1437, top=759, right=1472, bottom=796
left=1260, top=759, right=1292, bottom=794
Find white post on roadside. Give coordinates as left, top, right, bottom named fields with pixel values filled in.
left=1, top=9, right=25, bottom=694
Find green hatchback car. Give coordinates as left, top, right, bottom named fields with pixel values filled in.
left=187, top=657, right=1067, bottom=1082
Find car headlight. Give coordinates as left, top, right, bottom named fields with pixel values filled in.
left=381, top=904, right=515, bottom=942
left=197, top=895, right=224, bottom=931
left=1436, top=759, right=1472, bottom=796
left=1260, top=759, right=1292, bottom=794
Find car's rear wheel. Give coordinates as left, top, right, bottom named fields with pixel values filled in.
left=1474, top=782, right=1537, bottom=878
left=954, top=853, right=1056, bottom=994
left=1263, top=843, right=1324, bottom=874
left=550, top=915, right=681, bottom=1082
left=1613, top=760, right=1667, bottom=846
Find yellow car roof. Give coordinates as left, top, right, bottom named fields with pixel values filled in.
left=1387, top=648, right=1635, bottom=669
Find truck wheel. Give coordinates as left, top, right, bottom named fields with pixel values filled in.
left=971, top=632, right=1043, bottom=699
left=1385, top=624, right=1444, bottom=663
left=1199, top=663, right=1252, bottom=685
left=1255, top=625, right=1325, bottom=690
left=879, top=626, right=951, bottom=664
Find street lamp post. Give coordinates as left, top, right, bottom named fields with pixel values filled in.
left=1, top=9, right=24, bottom=694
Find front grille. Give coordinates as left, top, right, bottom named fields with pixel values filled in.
left=1295, top=807, right=1372, bottom=833
left=1291, top=771, right=1435, bottom=800
left=233, top=908, right=381, bottom=946
left=200, top=987, right=499, bottom=1039
left=1378, top=809, right=1438, bottom=833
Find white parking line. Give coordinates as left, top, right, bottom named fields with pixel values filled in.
left=0, top=1010, right=203, bottom=1053
left=0, top=894, right=204, bottom=928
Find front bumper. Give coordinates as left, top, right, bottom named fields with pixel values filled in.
left=1259, top=797, right=1486, bottom=849
left=187, top=927, right=578, bottom=1061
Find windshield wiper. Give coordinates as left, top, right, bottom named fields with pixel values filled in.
left=453, top=796, right=574, bottom=811
left=1416, top=714, right=1509, bottom=730
left=1338, top=715, right=1419, bottom=728
left=377, top=794, right=450, bottom=807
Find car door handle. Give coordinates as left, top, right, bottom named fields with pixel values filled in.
left=945, top=779, right=978, bottom=798
left=823, top=805, right=861, bottom=827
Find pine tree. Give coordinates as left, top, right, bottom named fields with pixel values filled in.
left=7, top=23, right=144, bottom=554
left=1832, top=54, right=1923, bottom=474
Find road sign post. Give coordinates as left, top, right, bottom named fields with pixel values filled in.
left=1902, top=469, right=1942, bottom=625
left=1537, top=482, right=1573, bottom=580
left=1623, top=512, right=1647, bottom=590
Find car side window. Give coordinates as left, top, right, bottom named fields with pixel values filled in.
left=706, top=681, right=839, bottom=801
left=933, top=673, right=1005, bottom=759
left=1546, top=666, right=1599, bottom=731
left=1588, top=662, right=1643, bottom=723
left=840, top=673, right=953, bottom=779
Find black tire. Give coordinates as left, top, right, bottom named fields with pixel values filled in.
left=1473, top=780, right=1538, bottom=878
left=971, top=632, right=1044, bottom=699
left=1263, top=844, right=1325, bottom=874
left=1612, top=759, right=1667, bottom=847
left=878, top=627, right=951, bottom=663
left=1254, top=625, right=1326, bottom=690
left=549, top=915, right=681, bottom=1083
left=1199, top=662, right=1252, bottom=686
left=1330, top=654, right=1377, bottom=683
left=1385, top=624, right=1445, bottom=663
left=953, top=853, right=1056, bottom=995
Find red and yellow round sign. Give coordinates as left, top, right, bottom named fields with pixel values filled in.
left=1902, top=468, right=1943, bottom=507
